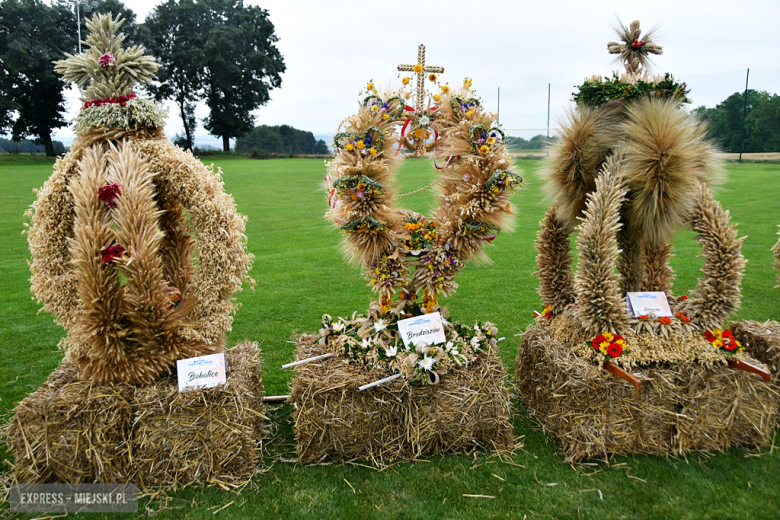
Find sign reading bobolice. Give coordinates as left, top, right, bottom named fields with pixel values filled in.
left=177, top=352, right=227, bottom=392
left=397, top=312, right=447, bottom=348
left=626, top=291, right=673, bottom=317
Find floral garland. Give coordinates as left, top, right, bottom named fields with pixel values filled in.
left=73, top=96, right=167, bottom=133
left=83, top=93, right=137, bottom=109
left=573, top=73, right=690, bottom=107
left=319, top=312, right=499, bottom=384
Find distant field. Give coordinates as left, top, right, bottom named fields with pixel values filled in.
left=1, top=156, right=779, bottom=519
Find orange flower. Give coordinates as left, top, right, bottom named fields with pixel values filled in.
left=414, top=129, right=423, bottom=139
left=440, top=85, right=450, bottom=94
left=659, top=316, right=672, bottom=325
left=414, top=64, right=423, bottom=73
left=479, top=144, right=490, bottom=154
left=429, top=73, right=437, bottom=82
left=675, top=312, right=690, bottom=323
left=402, top=77, right=410, bottom=85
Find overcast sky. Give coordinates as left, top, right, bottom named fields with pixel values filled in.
left=53, top=0, right=780, bottom=144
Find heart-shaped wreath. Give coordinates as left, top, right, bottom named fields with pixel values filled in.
left=333, top=126, right=385, bottom=155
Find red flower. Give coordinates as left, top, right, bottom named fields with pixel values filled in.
left=659, top=316, right=672, bottom=325
left=592, top=334, right=607, bottom=350
left=704, top=330, right=715, bottom=342
left=98, top=183, right=121, bottom=208
left=722, top=330, right=738, bottom=350
left=675, top=312, right=690, bottom=323
left=638, top=314, right=649, bottom=321
left=607, top=342, right=623, bottom=358
left=101, top=244, right=125, bottom=264
left=677, top=295, right=689, bottom=301
left=98, top=52, right=115, bottom=69
left=541, top=305, right=552, bottom=318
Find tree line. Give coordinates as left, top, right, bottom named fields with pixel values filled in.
left=0, top=0, right=285, bottom=155
left=693, top=90, right=780, bottom=153
left=235, top=125, right=328, bottom=156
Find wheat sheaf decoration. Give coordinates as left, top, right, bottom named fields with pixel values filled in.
left=319, top=46, right=523, bottom=384
left=26, top=14, right=252, bottom=385
left=535, top=20, right=743, bottom=361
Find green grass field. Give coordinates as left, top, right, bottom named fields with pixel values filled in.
left=1, top=155, right=779, bottom=519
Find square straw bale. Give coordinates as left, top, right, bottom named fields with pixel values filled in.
left=132, top=341, right=265, bottom=488
left=8, top=363, right=134, bottom=484
left=290, top=334, right=513, bottom=464
left=732, top=320, right=780, bottom=376
left=675, top=364, right=779, bottom=452
left=516, top=325, right=777, bottom=462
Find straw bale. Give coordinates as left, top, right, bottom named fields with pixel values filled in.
left=516, top=324, right=778, bottom=462
left=8, top=363, right=134, bottom=484
left=732, top=320, right=780, bottom=375
left=290, top=334, right=513, bottom=464
left=132, top=341, right=265, bottom=488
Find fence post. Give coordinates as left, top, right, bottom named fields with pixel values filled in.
left=739, top=68, right=750, bottom=162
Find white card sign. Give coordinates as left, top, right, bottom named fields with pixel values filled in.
left=626, top=292, right=673, bottom=317
left=396, top=312, right=447, bottom=348
left=177, top=353, right=226, bottom=392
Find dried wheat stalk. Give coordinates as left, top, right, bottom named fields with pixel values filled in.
left=534, top=204, right=575, bottom=313
left=575, top=154, right=629, bottom=335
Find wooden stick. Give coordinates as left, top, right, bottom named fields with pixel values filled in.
left=262, top=395, right=289, bottom=402
left=497, top=337, right=506, bottom=342
left=358, top=373, right=402, bottom=391
left=281, top=352, right=336, bottom=369
left=729, top=358, right=771, bottom=383
left=603, top=361, right=641, bottom=390
left=533, top=310, right=542, bottom=318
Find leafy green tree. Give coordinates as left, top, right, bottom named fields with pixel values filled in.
left=0, top=0, right=75, bottom=156
left=694, top=90, right=780, bottom=153
left=144, top=0, right=207, bottom=150
left=201, top=0, right=285, bottom=152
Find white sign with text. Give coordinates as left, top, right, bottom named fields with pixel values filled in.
left=396, top=312, right=447, bottom=348
left=626, top=291, right=673, bottom=317
left=177, top=353, right=226, bottom=392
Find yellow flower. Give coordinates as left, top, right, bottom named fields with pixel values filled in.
left=369, top=147, right=377, bottom=155
left=371, top=104, right=379, bottom=112
left=414, top=64, right=423, bottom=73
left=429, top=73, right=437, bottom=82
left=433, top=94, right=441, bottom=102
left=603, top=332, right=615, bottom=342
left=367, top=82, right=375, bottom=91
left=440, top=85, right=450, bottom=94
left=382, top=113, right=390, bottom=120
left=466, top=110, right=472, bottom=118
left=414, top=129, right=423, bottom=139
left=479, top=144, right=490, bottom=154
left=345, top=143, right=354, bottom=151
left=402, top=76, right=410, bottom=85
left=356, top=140, right=365, bottom=149
left=464, top=78, right=472, bottom=88
left=486, top=137, right=496, bottom=145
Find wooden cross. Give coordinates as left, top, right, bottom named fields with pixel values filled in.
left=398, top=44, right=444, bottom=113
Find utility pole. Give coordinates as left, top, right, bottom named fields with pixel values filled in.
left=497, top=87, right=500, bottom=126
left=56, top=0, right=99, bottom=53
left=546, top=83, right=551, bottom=156
left=739, top=68, right=750, bottom=162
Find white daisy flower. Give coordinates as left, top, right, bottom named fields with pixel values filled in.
left=332, top=322, right=345, bottom=332
left=419, top=115, right=431, bottom=126
left=373, top=318, right=388, bottom=332
left=385, top=345, right=398, bottom=358
left=417, top=356, right=435, bottom=371
left=470, top=336, right=481, bottom=348
left=361, top=337, right=373, bottom=349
